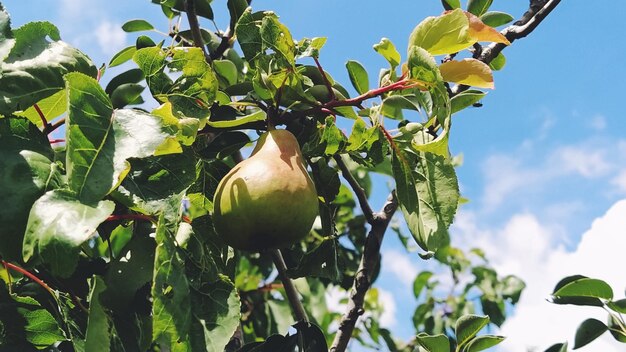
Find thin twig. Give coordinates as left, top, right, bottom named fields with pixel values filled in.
left=1, top=260, right=55, bottom=296
left=313, top=57, right=336, bottom=101
left=333, top=155, right=375, bottom=224
left=44, top=117, right=65, bottom=135
left=34, top=104, right=49, bottom=130
left=184, top=0, right=211, bottom=63
left=329, top=192, right=398, bottom=352
left=270, top=249, right=309, bottom=323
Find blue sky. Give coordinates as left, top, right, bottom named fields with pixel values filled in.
left=3, top=1, right=626, bottom=350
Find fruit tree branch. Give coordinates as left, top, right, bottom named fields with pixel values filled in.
left=334, top=154, right=375, bottom=224
left=452, top=0, right=561, bottom=95
left=330, top=191, right=398, bottom=352
left=270, top=248, right=309, bottom=323
left=184, top=0, right=212, bottom=63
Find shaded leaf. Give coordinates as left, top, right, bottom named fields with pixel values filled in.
left=413, top=271, right=433, bottom=298
left=608, top=314, right=626, bottom=343
left=152, top=215, right=192, bottom=351
left=544, top=342, right=568, bottom=352
left=573, top=318, right=607, bottom=349
left=489, top=52, right=506, bottom=71
left=441, top=0, right=461, bottom=10
left=85, top=276, right=111, bottom=351
left=607, top=299, right=626, bottom=314
left=207, top=109, right=265, bottom=128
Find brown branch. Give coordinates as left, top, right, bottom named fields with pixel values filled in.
left=330, top=191, right=398, bottom=352
left=270, top=249, right=309, bottom=323
left=452, top=0, right=562, bottom=95
left=34, top=103, right=49, bottom=130
left=184, top=0, right=211, bottom=63
left=334, top=154, right=375, bottom=224
left=44, top=117, right=65, bottom=135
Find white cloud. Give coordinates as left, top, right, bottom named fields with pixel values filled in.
left=381, top=249, right=418, bottom=288
left=377, top=288, right=397, bottom=328
left=590, top=114, right=607, bottom=130
left=549, top=146, right=611, bottom=178
left=455, top=200, right=626, bottom=351
left=95, top=20, right=126, bottom=56
left=611, top=170, right=626, bottom=194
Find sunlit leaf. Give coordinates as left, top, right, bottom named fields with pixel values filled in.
left=122, top=19, right=154, bottom=32
left=553, top=277, right=613, bottom=300
left=346, top=60, right=369, bottom=95
left=440, top=59, right=494, bottom=89
left=456, top=315, right=490, bottom=348
left=373, top=37, right=401, bottom=68
left=22, top=190, right=114, bottom=276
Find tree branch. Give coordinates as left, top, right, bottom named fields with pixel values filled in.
left=270, top=248, right=309, bottom=323
left=452, top=0, right=562, bottom=95
left=184, top=0, right=211, bottom=63
left=330, top=191, right=398, bottom=352
left=333, top=155, right=375, bottom=224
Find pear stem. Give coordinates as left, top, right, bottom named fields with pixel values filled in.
left=270, top=248, right=309, bottom=323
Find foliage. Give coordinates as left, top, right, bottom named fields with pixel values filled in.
left=0, top=0, right=571, bottom=351
left=545, top=276, right=626, bottom=350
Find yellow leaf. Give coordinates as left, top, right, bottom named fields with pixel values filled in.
left=440, top=59, right=494, bottom=89
left=466, top=12, right=510, bottom=45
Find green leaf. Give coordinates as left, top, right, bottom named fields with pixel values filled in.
left=550, top=275, right=604, bottom=306
left=544, top=342, right=568, bottom=352
left=213, top=59, right=238, bottom=86
left=573, top=318, right=607, bottom=349
left=121, top=19, right=154, bottom=32
left=0, top=4, right=14, bottom=61
left=607, top=299, right=626, bottom=314
left=65, top=72, right=179, bottom=203
left=467, top=0, right=493, bottom=16
left=416, top=333, right=450, bottom=352
left=227, top=0, right=249, bottom=30
left=207, top=109, right=266, bottom=128
left=441, top=0, right=461, bottom=10
left=22, top=190, right=114, bottom=277
left=320, top=116, right=348, bottom=155
left=553, top=277, right=613, bottom=301
left=0, top=118, right=58, bottom=260
left=608, top=314, right=626, bottom=343
left=392, top=151, right=459, bottom=252
left=465, top=335, right=505, bottom=352
left=235, top=8, right=263, bottom=61
left=413, top=271, right=433, bottom=298
left=407, top=46, right=442, bottom=83
left=110, top=83, right=145, bottom=108
left=501, top=275, right=526, bottom=304
left=0, top=21, right=97, bottom=114
left=451, top=89, right=485, bottom=114
left=455, top=315, right=490, bottom=348
left=480, top=11, right=514, bottom=27
left=373, top=37, right=401, bottom=68
left=85, top=276, right=111, bottom=351
left=489, top=52, right=506, bottom=71
left=346, top=60, right=369, bottom=95
left=109, top=45, right=137, bottom=67
left=408, top=9, right=472, bottom=56
left=288, top=237, right=341, bottom=281
left=261, top=13, right=295, bottom=65
left=168, top=47, right=218, bottom=117
left=15, top=90, right=67, bottom=127
left=105, top=68, right=145, bottom=95
left=152, top=215, right=192, bottom=351
left=8, top=292, right=66, bottom=348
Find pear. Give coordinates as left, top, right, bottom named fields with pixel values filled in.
left=213, top=129, right=319, bottom=251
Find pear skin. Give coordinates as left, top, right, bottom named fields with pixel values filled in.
left=213, top=129, right=319, bottom=251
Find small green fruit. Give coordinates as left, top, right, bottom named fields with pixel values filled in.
left=213, top=129, right=318, bottom=251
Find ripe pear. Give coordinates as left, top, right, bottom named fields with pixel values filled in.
left=213, top=129, right=319, bottom=251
